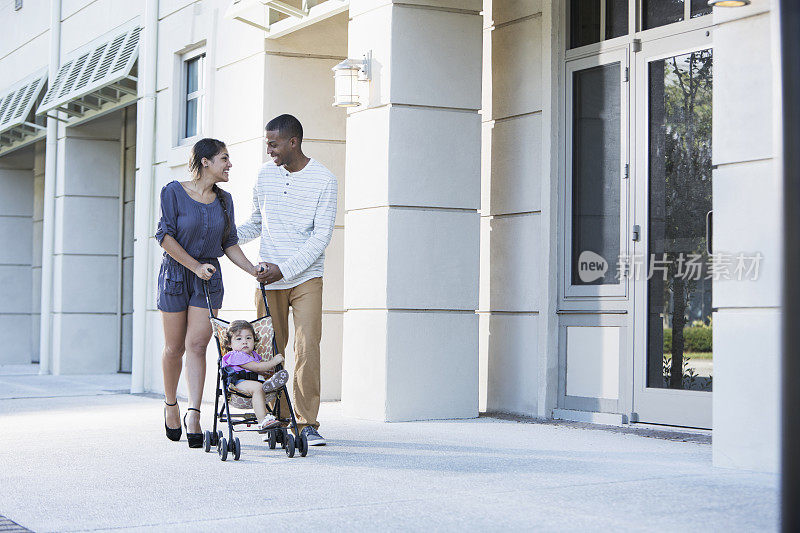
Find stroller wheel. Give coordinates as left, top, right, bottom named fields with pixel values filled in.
left=203, top=430, right=212, bottom=453
left=278, top=429, right=286, bottom=449
left=217, top=430, right=224, bottom=445
left=268, top=430, right=277, bottom=450
left=233, top=437, right=241, bottom=460
left=218, top=437, right=228, bottom=461
left=285, top=433, right=295, bottom=458
left=299, top=432, right=308, bottom=457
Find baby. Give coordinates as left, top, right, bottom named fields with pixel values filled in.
left=222, top=320, right=289, bottom=431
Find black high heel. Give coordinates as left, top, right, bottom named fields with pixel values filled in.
left=164, top=400, right=182, bottom=442
left=183, top=408, right=203, bottom=448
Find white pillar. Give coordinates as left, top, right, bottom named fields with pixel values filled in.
left=39, top=0, right=61, bottom=374
left=130, top=0, right=158, bottom=393
left=711, top=1, right=781, bottom=472
left=0, top=153, right=34, bottom=365
left=341, top=0, right=483, bottom=421
left=50, top=117, right=122, bottom=374
left=31, top=142, right=46, bottom=362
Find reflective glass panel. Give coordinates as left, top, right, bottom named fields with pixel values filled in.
left=570, top=0, right=601, bottom=49
left=643, top=0, right=684, bottom=29
left=691, top=0, right=712, bottom=18
left=185, top=98, right=198, bottom=138
left=646, top=49, right=713, bottom=391
left=187, top=57, right=200, bottom=94
left=572, top=63, right=621, bottom=285
left=605, top=0, right=628, bottom=40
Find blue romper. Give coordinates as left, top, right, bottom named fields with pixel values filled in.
left=155, top=180, right=238, bottom=311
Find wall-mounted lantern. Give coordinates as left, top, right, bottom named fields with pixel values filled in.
left=332, top=51, right=371, bottom=107
left=707, top=0, right=751, bottom=6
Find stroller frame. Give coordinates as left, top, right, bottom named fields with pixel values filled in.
left=201, top=281, right=308, bottom=460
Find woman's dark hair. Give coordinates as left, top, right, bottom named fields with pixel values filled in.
left=226, top=320, right=259, bottom=352
left=189, top=138, right=231, bottom=244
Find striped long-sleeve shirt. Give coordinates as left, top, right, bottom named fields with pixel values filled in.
left=237, top=158, right=337, bottom=290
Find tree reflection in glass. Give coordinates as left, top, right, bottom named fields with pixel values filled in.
left=647, top=49, right=713, bottom=391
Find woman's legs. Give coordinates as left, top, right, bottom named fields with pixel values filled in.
left=161, top=311, right=187, bottom=429
left=183, top=305, right=216, bottom=433
left=235, top=380, right=268, bottom=422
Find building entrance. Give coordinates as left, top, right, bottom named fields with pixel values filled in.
left=632, top=29, right=713, bottom=428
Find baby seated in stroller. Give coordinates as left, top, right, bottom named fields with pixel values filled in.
left=222, top=320, right=289, bottom=431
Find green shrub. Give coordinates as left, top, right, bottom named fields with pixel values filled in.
left=662, top=326, right=712, bottom=353
left=685, top=326, right=712, bottom=352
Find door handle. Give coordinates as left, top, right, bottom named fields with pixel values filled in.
left=706, top=210, right=713, bottom=255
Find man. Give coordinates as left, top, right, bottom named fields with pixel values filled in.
left=237, top=114, right=337, bottom=446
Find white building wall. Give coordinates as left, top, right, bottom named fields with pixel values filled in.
left=0, top=2, right=49, bottom=84
left=0, top=0, right=51, bottom=367
left=711, top=0, right=781, bottom=473
left=0, top=0, right=786, bottom=475
left=479, top=0, right=546, bottom=416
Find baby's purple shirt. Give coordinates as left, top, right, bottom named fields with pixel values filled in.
left=221, top=350, right=261, bottom=372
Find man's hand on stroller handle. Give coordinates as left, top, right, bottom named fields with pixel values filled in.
left=256, top=261, right=283, bottom=284
left=194, top=263, right=216, bottom=280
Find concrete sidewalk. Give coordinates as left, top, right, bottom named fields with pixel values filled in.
left=0, top=366, right=778, bottom=532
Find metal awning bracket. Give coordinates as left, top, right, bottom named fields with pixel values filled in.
left=77, top=98, right=101, bottom=111
left=55, top=105, right=82, bottom=118
left=44, top=113, right=70, bottom=123
left=110, top=83, right=136, bottom=96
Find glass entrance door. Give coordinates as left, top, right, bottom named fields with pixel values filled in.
left=632, top=30, right=713, bottom=428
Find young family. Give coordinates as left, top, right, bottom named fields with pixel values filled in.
left=157, top=114, right=336, bottom=448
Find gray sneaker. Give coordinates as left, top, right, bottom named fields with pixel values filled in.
left=301, top=425, right=326, bottom=446
left=261, top=369, right=289, bottom=393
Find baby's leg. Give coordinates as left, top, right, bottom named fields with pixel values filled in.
left=236, top=380, right=267, bottom=422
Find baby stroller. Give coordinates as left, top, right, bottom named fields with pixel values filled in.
left=201, top=281, right=309, bottom=460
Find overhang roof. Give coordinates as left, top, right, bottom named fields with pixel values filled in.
left=0, top=68, right=48, bottom=155
left=37, top=20, right=140, bottom=124
left=225, top=0, right=348, bottom=39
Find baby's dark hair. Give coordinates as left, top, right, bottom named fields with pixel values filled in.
left=226, top=320, right=259, bottom=350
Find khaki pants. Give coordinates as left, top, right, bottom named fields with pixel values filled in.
left=255, top=277, right=322, bottom=430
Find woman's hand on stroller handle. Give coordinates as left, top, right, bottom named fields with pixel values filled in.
left=194, top=263, right=216, bottom=280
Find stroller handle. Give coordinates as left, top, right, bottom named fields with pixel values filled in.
left=202, top=279, right=273, bottom=320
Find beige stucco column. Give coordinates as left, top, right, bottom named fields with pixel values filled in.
left=50, top=117, right=122, bottom=374
left=0, top=151, right=35, bottom=365
left=711, top=0, right=782, bottom=473
left=341, top=0, right=483, bottom=421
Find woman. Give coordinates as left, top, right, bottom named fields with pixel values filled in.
left=156, top=138, right=259, bottom=448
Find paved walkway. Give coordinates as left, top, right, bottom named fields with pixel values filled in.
left=0, top=366, right=778, bottom=532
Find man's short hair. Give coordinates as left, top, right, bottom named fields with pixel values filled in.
left=266, top=114, right=303, bottom=142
